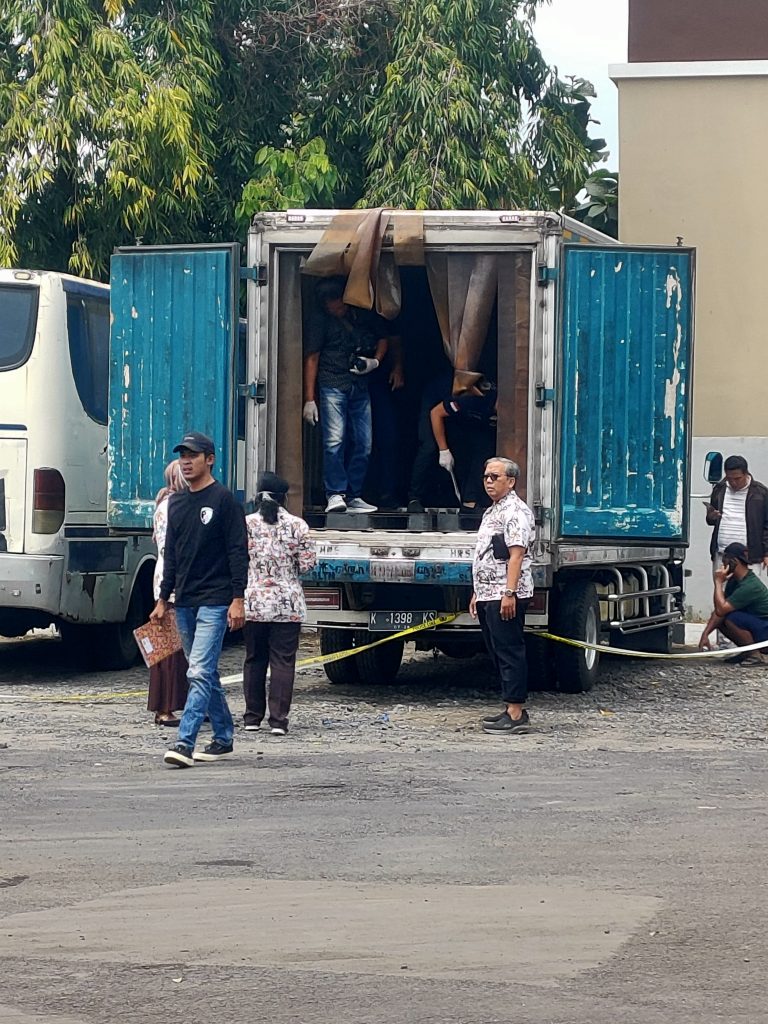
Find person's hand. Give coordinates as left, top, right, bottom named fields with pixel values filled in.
left=699, top=632, right=713, bottom=651
left=438, top=449, right=454, bottom=472
left=714, top=566, right=730, bottom=583
left=389, top=365, right=405, bottom=390
left=762, top=555, right=768, bottom=569
left=350, top=357, right=379, bottom=376
left=500, top=594, right=516, bottom=621
left=228, top=598, right=245, bottom=631
left=469, top=593, right=478, bottom=618
left=303, top=400, right=319, bottom=425
left=149, top=599, right=166, bottom=623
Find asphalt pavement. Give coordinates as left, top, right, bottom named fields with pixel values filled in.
left=1, top=631, right=766, bottom=1024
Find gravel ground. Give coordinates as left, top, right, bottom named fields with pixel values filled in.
left=1, top=629, right=765, bottom=757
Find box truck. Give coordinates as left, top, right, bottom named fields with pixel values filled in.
left=107, top=210, right=694, bottom=692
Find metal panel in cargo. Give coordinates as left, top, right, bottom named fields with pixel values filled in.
left=108, top=244, right=239, bottom=529
left=559, top=247, right=694, bottom=541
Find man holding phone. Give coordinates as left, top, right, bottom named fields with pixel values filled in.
left=469, top=457, right=535, bottom=734
left=698, top=542, right=768, bottom=664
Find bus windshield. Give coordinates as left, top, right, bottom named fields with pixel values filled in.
left=0, top=284, right=39, bottom=371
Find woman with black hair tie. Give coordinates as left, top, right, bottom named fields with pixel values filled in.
left=242, top=472, right=317, bottom=735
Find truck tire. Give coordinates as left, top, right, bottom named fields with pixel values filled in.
left=552, top=581, right=601, bottom=693
left=321, top=628, right=361, bottom=686
left=356, top=633, right=405, bottom=686
left=610, top=624, right=673, bottom=655
left=524, top=632, right=558, bottom=692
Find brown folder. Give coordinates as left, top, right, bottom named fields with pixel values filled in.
left=133, top=610, right=183, bottom=668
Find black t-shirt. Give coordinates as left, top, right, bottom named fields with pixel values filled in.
left=160, top=480, right=248, bottom=607
left=305, top=307, right=389, bottom=391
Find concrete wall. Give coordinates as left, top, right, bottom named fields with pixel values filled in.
left=616, top=72, right=768, bottom=438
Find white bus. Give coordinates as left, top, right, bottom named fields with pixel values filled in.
left=0, top=269, right=155, bottom=667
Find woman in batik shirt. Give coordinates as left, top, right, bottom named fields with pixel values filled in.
left=242, top=472, right=317, bottom=735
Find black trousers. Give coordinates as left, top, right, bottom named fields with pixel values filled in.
left=242, top=621, right=301, bottom=729
left=477, top=599, right=529, bottom=705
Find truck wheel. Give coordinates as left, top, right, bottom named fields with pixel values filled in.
left=610, top=625, right=672, bottom=655
left=356, top=633, right=404, bottom=686
left=321, top=628, right=361, bottom=686
left=97, top=584, right=146, bottom=670
left=525, top=633, right=558, bottom=692
left=552, top=581, right=601, bottom=693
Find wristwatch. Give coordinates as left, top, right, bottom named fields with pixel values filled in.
left=503, top=589, right=517, bottom=598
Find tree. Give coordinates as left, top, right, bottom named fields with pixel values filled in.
left=359, top=0, right=606, bottom=209
left=571, top=169, right=619, bottom=238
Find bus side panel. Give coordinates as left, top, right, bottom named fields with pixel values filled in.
left=108, top=246, right=240, bottom=529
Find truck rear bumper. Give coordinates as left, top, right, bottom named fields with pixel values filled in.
left=0, top=553, right=63, bottom=616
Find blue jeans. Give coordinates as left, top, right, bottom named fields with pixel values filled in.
left=175, top=605, right=234, bottom=749
left=319, top=385, right=372, bottom=499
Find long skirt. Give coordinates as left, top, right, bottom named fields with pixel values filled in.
left=147, top=648, right=189, bottom=713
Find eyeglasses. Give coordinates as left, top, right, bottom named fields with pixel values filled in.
left=483, top=473, right=501, bottom=482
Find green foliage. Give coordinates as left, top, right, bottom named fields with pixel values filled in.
left=360, top=1, right=606, bottom=210
left=0, top=0, right=609, bottom=275
left=571, top=169, right=619, bottom=238
left=236, top=138, right=339, bottom=223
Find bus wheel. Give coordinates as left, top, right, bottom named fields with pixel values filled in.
left=552, top=581, right=601, bottom=694
left=98, top=585, right=146, bottom=670
left=321, top=628, right=361, bottom=686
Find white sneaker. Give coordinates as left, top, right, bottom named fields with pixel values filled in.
left=347, top=497, right=377, bottom=513
left=244, top=723, right=261, bottom=731
left=325, top=494, right=347, bottom=513
left=271, top=726, right=287, bottom=736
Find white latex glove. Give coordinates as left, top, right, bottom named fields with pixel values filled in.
left=438, top=449, right=455, bottom=472
left=303, top=400, right=319, bottom=425
left=350, top=357, right=380, bottom=376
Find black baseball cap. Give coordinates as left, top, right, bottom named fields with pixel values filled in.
left=723, top=542, right=749, bottom=564
left=172, top=431, right=215, bottom=455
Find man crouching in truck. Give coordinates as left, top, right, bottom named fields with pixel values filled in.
left=699, top=541, right=768, bottom=666
left=469, top=457, right=535, bottom=734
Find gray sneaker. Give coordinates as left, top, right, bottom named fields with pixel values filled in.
left=347, top=497, right=377, bottom=513
left=325, top=494, right=347, bottom=513
left=193, top=741, right=234, bottom=761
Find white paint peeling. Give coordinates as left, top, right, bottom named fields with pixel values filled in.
left=614, top=261, right=623, bottom=273
left=131, top=306, right=139, bottom=319
left=590, top=269, right=596, bottom=277
left=123, top=364, right=130, bottom=388
left=665, top=271, right=683, bottom=313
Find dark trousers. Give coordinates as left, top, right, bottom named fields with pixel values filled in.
left=243, top=621, right=302, bottom=728
left=477, top=599, right=529, bottom=705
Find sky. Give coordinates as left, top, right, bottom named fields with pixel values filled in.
left=532, top=0, right=629, bottom=169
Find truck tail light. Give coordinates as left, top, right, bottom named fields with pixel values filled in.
left=32, top=468, right=65, bottom=533
left=303, top=587, right=341, bottom=610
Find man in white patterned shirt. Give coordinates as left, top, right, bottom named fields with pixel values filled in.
left=469, top=457, right=535, bottom=735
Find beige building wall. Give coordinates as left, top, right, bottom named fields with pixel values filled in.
left=615, top=71, right=768, bottom=437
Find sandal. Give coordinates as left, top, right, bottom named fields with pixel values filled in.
left=155, top=715, right=180, bottom=727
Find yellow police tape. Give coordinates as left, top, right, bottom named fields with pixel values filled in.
left=1, top=615, right=766, bottom=705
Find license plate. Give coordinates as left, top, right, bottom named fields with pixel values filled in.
left=369, top=559, right=415, bottom=582
left=368, top=610, right=438, bottom=632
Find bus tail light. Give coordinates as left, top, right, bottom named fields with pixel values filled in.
left=32, top=468, right=65, bottom=533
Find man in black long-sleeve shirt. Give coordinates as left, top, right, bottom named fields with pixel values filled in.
left=150, top=431, right=248, bottom=768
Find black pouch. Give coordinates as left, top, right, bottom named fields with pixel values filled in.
left=490, top=533, right=509, bottom=561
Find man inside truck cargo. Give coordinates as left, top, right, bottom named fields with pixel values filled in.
left=303, top=276, right=389, bottom=514
left=407, top=380, right=497, bottom=513
left=469, top=457, right=535, bottom=734
left=698, top=541, right=768, bottom=665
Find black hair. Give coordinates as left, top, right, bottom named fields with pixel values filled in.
left=315, top=275, right=347, bottom=308
left=254, top=471, right=289, bottom=525
left=724, top=455, right=748, bottom=473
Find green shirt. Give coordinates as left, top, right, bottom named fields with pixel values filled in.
left=724, top=570, right=768, bottom=617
